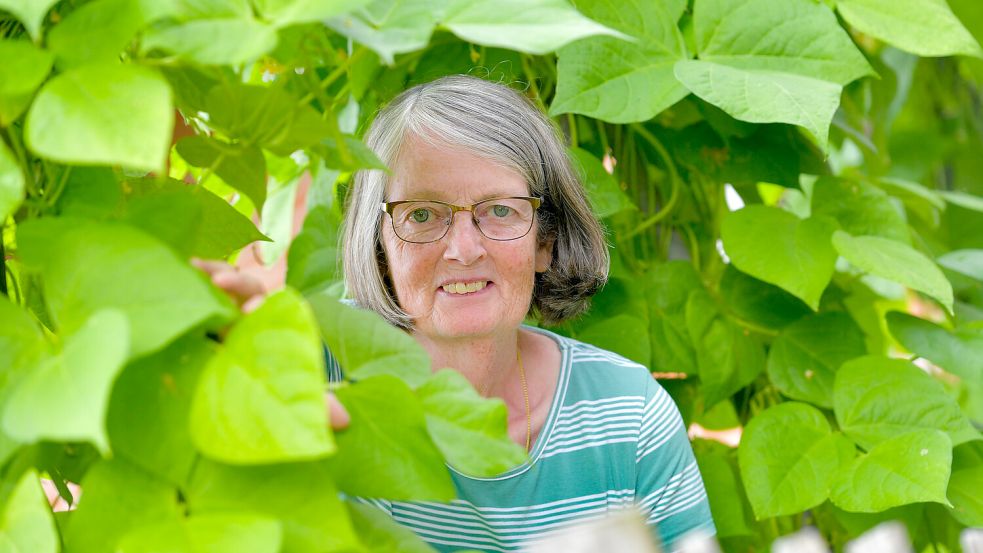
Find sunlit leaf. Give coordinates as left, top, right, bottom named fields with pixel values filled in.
left=885, top=311, right=983, bottom=382
left=143, top=18, right=279, bottom=65
left=0, top=39, right=53, bottom=125
left=47, top=0, right=145, bottom=69
left=0, top=0, right=60, bottom=39
left=118, top=513, right=282, bottom=553
left=0, top=469, right=58, bottom=553
left=837, top=0, right=983, bottom=58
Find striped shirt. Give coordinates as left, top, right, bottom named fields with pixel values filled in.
left=327, top=326, right=715, bottom=551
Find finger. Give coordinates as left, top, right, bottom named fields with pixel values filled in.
left=191, top=258, right=237, bottom=277
left=326, top=392, right=350, bottom=430
left=241, top=294, right=266, bottom=314
left=212, top=271, right=265, bottom=303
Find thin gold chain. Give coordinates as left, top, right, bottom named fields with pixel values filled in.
left=517, top=344, right=531, bottom=452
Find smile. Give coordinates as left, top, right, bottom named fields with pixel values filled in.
left=441, top=281, right=489, bottom=294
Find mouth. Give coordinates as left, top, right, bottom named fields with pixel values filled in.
left=439, top=280, right=491, bottom=296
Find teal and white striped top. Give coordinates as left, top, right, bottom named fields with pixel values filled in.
left=328, top=326, right=715, bottom=552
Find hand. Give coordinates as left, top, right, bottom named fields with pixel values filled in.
left=191, top=257, right=267, bottom=313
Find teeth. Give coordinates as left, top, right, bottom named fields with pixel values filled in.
left=443, top=281, right=487, bottom=294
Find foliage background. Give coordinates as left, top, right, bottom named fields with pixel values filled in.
left=1, top=0, right=983, bottom=551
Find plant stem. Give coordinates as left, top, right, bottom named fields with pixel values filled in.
left=0, top=237, right=7, bottom=297
left=296, top=47, right=367, bottom=107
left=623, top=123, right=681, bottom=239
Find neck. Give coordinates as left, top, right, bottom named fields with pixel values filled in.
left=414, top=330, right=523, bottom=399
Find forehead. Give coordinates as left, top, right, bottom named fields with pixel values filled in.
left=388, top=135, right=529, bottom=201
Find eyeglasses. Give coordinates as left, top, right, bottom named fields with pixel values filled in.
left=381, top=196, right=542, bottom=243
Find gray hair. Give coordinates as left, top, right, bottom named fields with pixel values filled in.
left=342, top=75, right=609, bottom=329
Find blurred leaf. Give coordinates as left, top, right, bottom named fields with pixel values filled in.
left=190, top=289, right=334, bottom=464
left=836, top=0, right=983, bottom=58
left=329, top=376, right=456, bottom=501
left=17, top=217, right=236, bottom=357
left=0, top=0, right=60, bottom=40
left=286, top=206, right=342, bottom=294
left=0, top=139, right=24, bottom=221
left=830, top=429, right=952, bottom=512
left=0, top=469, right=58, bottom=553
left=693, top=442, right=752, bottom=537
left=832, top=231, right=954, bottom=314
left=346, top=502, right=438, bottom=552
left=738, top=402, right=854, bottom=519
left=940, top=190, right=983, bottom=212
left=811, top=177, right=910, bottom=244
left=143, top=18, right=279, bottom=65
left=569, top=147, right=636, bottom=218
left=253, top=0, right=373, bottom=26
left=938, top=249, right=983, bottom=281
left=721, top=206, right=838, bottom=310
left=551, top=0, right=688, bottom=123
left=443, top=0, right=625, bottom=55
left=177, top=135, right=268, bottom=211
left=315, top=134, right=387, bottom=172
left=417, top=369, right=527, bottom=476
left=0, top=297, right=48, bottom=409
left=767, top=312, right=866, bottom=408
left=885, top=311, right=983, bottom=382
left=834, top=355, right=981, bottom=449
left=326, top=0, right=442, bottom=65
left=25, top=64, right=173, bottom=172
left=719, top=265, right=811, bottom=331
left=117, top=513, right=282, bottom=553
left=47, top=0, right=144, bottom=69
left=0, top=39, right=53, bottom=125
left=3, top=310, right=128, bottom=453
left=948, top=441, right=983, bottom=526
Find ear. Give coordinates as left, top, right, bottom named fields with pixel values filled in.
left=535, top=235, right=555, bottom=273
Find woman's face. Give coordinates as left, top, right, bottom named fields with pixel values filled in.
left=381, top=136, right=553, bottom=342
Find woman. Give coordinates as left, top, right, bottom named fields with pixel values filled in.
left=206, top=76, right=714, bottom=551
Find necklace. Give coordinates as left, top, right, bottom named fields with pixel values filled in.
left=479, top=342, right=532, bottom=452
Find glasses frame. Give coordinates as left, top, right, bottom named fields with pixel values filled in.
left=381, top=196, right=543, bottom=244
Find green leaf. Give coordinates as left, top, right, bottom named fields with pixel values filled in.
left=721, top=206, right=838, bottom=310
left=693, top=441, right=752, bottom=537
left=176, top=135, right=268, bottom=211
left=692, top=0, right=874, bottom=84
left=442, top=0, right=624, bottom=55
left=832, top=231, right=954, bottom=314
left=718, top=266, right=811, bottom=331
left=576, top=314, right=651, bottom=367
left=346, top=501, right=438, bottom=553
left=107, top=335, right=213, bottom=487
left=62, top=459, right=183, bottom=552
left=885, top=311, right=983, bottom=382
left=416, top=369, right=527, bottom=477
left=121, top=177, right=269, bottom=259
left=315, top=134, right=387, bottom=172
left=46, top=0, right=145, bottom=69
left=811, top=177, right=910, bottom=244
left=644, top=262, right=705, bottom=373
left=551, top=0, right=689, bottom=123
left=738, top=402, right=855, bottom=519
left=117, top=513, right=283, bottom=553
left=0, top=0, right=59, bottom=39
left=186, top=460, right=360, bottom=553
left=0, top=297, right=48, bottom=405
left=142, top=18, right=279, bottom=65
left=830, top=429, right=953, bottom=512
left=834, top=355, right=980, bottom=450
left=948, top=441, right=983, bottom=526
left=939, top=190, right=983, bottom=212
left=0, top=139, right=24, bottom=222
left=2, top=309, right=129, bottom=453
left=308, top=294, right=432, bottom=388
left=766, top=312, right=867, bottom=408
left=0, top=469, right=58, bottom=553
left=689, top=295, right=766, bottom=408
left=329, top=376, right=456, bottom=501
left=285, top=206, right=342, bottom=295
left=0, top=39, right=53, bottom=125
left=326, top=0, right=442, bottom=65
left=837, top=0, right=983, bottom=58
left=17, top=217, right=236, bottom=358
left=253, top=0, right=373, bottom=26
left=25, top=64, right=173, bottom=172
left=190, top=289, right=334, bottom=464
left=569, top=147, right=636, bottom=218
left=938, top=249, right=983, bottom=281
left=674, top=61, right=841, bottom=148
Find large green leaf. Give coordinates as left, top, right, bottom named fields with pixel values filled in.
left=0, top=469, right=58, bottom=553
left=939, top=190, right=983, bottom=212
left=832, top=231, right=954, bottom=314
left=25, top=64, right=173, bottom=172
left=886, top=311, right=983, bottom=382
left=176, top=135, right=268, bottom=211
left=0, top=0, right=59, bottom=39
left=46, top=0, right=145, bottom=69
left=0, top=297, right=48, bottom=405
left=674, top=61, right=842, bottom=148
left=833, top=355, right=980, bottom=450
left=2, top=310, right=129, bottom=453
left=328, top=376, right=456, bottom=501
left=117, top=513, right=282, bottom=553
left=831, top=429, right=952, bottom=512
left=187, top=460, right=360, bottom=553
left=693, top=441, right=752, bottom=538
left=442, top=0, right=624, bottom=55
left=811, top=177, right=910, bottom=244
left=285, top=206, right=342, bottom=295
left=17, top=217, right=236, bottom=358
left=62, top=459, right=183, bottom=552
left=308, top=294, right=432, bottom=388
left=416, top=369, right=527, bottom=477
left=253, top=0, right=372, bottom=26
left=0, top=140, right=23, bottom=223
left=0, top=39, right=53, bottom=125
left=551, top=0, right=688, bottom=123
left=938, top=249, right=983, bottom=281
left=692, top=0, right=873, bottom=84
left=738, top=402, right=854, bottom=519
left=948, top=441, right=983, bottom=526
left=326, top=0, right=442, bottom=64
left=766, top=312, right=866, bottom=408
left=569, top=147, right=636, bottom=218
left=142, top=18, right=279, bottom=65
left=837, top=0, right=983, bottom=58
left=718, top=266, right=811, bottom=331
left=721, top=206, right=838, bottom=310
left=346, top=502, right=438, bottom=553
left=190, top=289, right=334, bottom=464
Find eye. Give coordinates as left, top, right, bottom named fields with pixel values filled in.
left=491, top=204, right=513, bottom=217
left=410, top=208, right=432, bottom=223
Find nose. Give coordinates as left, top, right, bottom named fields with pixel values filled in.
left=442, top=210, right=486, bottom=265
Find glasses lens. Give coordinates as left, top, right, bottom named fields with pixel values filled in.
left=391, top=201, right=452, bottom=242
left=474, top=198, right=536, bottom=240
